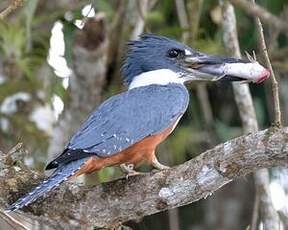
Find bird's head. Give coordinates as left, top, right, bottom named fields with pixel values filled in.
left=122, top=34, right=270, bottom=89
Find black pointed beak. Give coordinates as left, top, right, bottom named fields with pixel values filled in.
left=181, top=52, right=270, bottom=83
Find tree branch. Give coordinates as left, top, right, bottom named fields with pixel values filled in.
left=1, top=127, right=288, bottom=229
left=228, top=0, right=288, bottom=33
left=252, top=1, right=282, bottom=127
left=0, top=0, right=24, bottom=20
left=222, top=2, right=280, bottom=228
left=222, top=1, right=258, bottom=133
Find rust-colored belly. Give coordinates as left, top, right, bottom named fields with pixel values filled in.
left=74, top=119, right=180, bottom=177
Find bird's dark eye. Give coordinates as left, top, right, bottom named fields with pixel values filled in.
left=167, top=49, right=181, bottom=58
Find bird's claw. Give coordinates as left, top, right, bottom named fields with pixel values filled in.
left=120, top=163, right=144, bottom=179
left=151, top=158, right=170, bottom=171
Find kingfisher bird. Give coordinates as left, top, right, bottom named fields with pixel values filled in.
left=5, top=34, right=269, bottom=212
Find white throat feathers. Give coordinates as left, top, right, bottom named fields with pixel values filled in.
left=128, top=69, right=184, bottom=89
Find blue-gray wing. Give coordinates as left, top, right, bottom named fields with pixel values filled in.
left=47, top=84, right=189, bottom=168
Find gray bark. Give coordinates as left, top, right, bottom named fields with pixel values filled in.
left=1, top=127, right=288, bottom=229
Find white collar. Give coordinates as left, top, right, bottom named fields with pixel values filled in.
left=128, top=69, right=184, bottom=89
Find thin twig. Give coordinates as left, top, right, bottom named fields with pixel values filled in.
left=0, top=0, right=25, bottom=20
left=253, top=12, right=282, bottom=127
left=228, top=0, right=288, bottom=32
left=6, top=143, right=23, bottom=156
left=222, top=2, right=279, bottom=229
left=222, top=1, right=258, bottom=133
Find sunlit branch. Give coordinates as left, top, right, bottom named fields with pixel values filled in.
left=1, top=127, right=288, bottom=229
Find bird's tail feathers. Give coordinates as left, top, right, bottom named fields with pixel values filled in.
left=5, top=158, right=88, bottom=212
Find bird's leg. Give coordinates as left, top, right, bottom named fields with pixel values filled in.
left=151, top=156, right=170, bottom=170
left=120, top=163, right=143, bottom=178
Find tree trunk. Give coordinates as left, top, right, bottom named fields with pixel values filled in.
left=47, top=16, right=108, bottom=160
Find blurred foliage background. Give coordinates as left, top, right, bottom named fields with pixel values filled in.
left=0, top=0, right=287, bottom=229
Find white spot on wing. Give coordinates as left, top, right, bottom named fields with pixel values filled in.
left=185, top=49, right=192, bottom=55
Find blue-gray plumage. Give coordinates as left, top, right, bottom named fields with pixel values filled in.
left=46, top=83, right=189, bottom=168
left=5, top=33, right=268, bottom=212
left=122, top=34, right=193, bottom=85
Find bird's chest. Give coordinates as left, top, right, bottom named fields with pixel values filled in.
left=73, top=115, right=183, bottom=176
left=113, top=114, right=183, bottom=164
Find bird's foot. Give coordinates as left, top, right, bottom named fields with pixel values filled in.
left=120, top=163, right=144, bottom=179
left=151, top=158, right=170, bottom=171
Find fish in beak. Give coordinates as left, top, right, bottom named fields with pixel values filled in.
left=181, top=51, right=270, bottom=84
